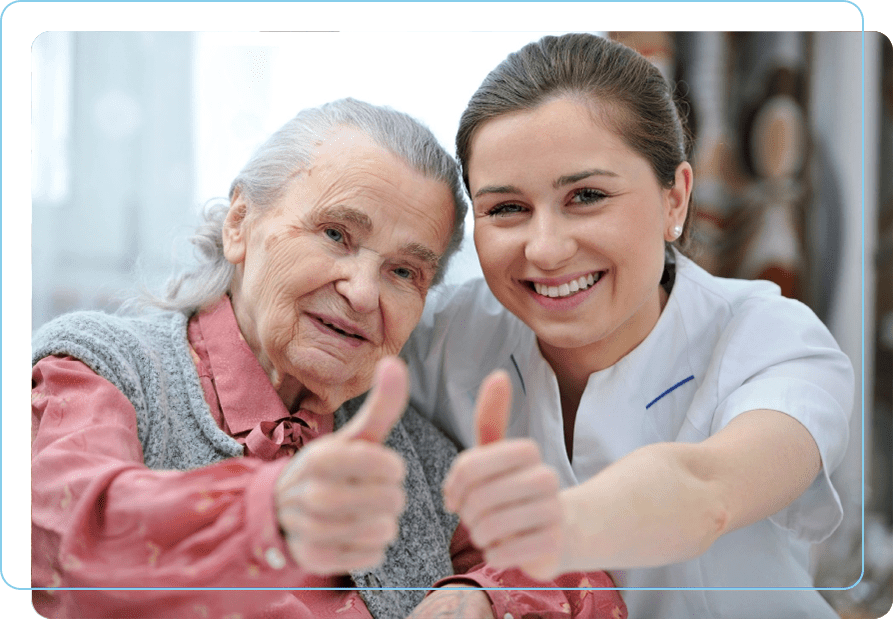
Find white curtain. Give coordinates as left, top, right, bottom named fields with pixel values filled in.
left=32, top=32, right=196, bottom=330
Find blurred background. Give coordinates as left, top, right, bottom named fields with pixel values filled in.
left=30, top=30, right=891, bottom=618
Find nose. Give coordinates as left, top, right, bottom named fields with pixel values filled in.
left=524, top=211, right=577, bottom=271
left=335, top=254, right=381, bottom=314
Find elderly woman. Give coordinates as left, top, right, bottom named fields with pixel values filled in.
left=31, top=98, right=626, bottom=619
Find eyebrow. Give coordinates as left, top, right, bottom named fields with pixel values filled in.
left=315, top=205, right=374, bottom=233
left=553, top=168, right=619, bottom=188
left=473, top=168, right=619, bottom=199
left=401, top=242, right=441, bottom=272
left=473, top=184, right=519, bottom=199
left=315, top=204, right=441, bottom=272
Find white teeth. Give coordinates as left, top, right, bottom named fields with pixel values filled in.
left=533, top=272, right=602, bottom=298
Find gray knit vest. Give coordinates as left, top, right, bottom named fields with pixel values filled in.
left=32, top=310, right=460, bottom=619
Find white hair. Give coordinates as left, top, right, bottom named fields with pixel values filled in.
left=131, top=98, right=467, bottom=314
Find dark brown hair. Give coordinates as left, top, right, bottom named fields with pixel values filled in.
left=456, top=32, right=696, bottom=252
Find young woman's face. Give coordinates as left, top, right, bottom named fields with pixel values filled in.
left=468, top=97, right=690, bottom=371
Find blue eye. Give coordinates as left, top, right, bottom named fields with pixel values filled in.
left=325, top=228, right=344, bottom=243
left=393, top=267, right=414, bottom=280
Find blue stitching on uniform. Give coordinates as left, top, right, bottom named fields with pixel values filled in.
left=509, top=354, right=526, bottom=396
left=645, top=375, right=695, bottom=409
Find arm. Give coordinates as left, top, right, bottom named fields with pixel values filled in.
left=33, top=355, right=409, bottom=617
left=444, top=370, right=823, bottom=579
left=32, top=356, right=308, bottom=616
left=558, top=408, right=820, bottom=572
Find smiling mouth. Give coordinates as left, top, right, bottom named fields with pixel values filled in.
left=530, top=272, right=604, bottom=299
left=315, top=316, right=367, bottom=341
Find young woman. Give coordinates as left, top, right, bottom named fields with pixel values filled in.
left=402, top=33, right=853, bottom=618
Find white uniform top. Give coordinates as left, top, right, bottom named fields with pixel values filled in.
left=402, top=252, right=854, bottom=619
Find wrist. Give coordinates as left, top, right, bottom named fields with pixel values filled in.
left=558, top=485, right=600, bottom=573
left=412, top=586, right=494, bottom=619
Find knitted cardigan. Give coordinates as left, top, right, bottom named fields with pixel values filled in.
left=32, top=309, right=461, bottom=619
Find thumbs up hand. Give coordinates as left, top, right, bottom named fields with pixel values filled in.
left=443, top=370, right=566, bottom=581
left=275, top=356, right=409, bottom=575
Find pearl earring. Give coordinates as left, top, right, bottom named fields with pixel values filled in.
left=672, top=225, right=683, bottom=239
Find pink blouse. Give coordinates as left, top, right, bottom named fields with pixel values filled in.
left=31, top=297, right=626, bottom=619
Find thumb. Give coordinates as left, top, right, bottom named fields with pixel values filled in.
left=474, top=369, right=512, bottom=446
left=338, top=356, right=409, bottom=443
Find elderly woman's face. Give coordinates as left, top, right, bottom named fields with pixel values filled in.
left=223, top=127, right=455, bottom=414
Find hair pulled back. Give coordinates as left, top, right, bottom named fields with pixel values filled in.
left=456, top=32, right=695, bottom=251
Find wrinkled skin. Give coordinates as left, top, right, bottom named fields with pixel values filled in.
left=223, top=126, right=456, bottom=575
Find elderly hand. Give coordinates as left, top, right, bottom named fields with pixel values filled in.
left=406, top=585, right=494, bottom=619
left=275, top=356, right=409, bottom=575
left=443, top=370, right=566, bottom=581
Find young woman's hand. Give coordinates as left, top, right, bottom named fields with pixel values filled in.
left=443, top=371, right=566, bottom=580
left=274, top=357, right=409, bottom=575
